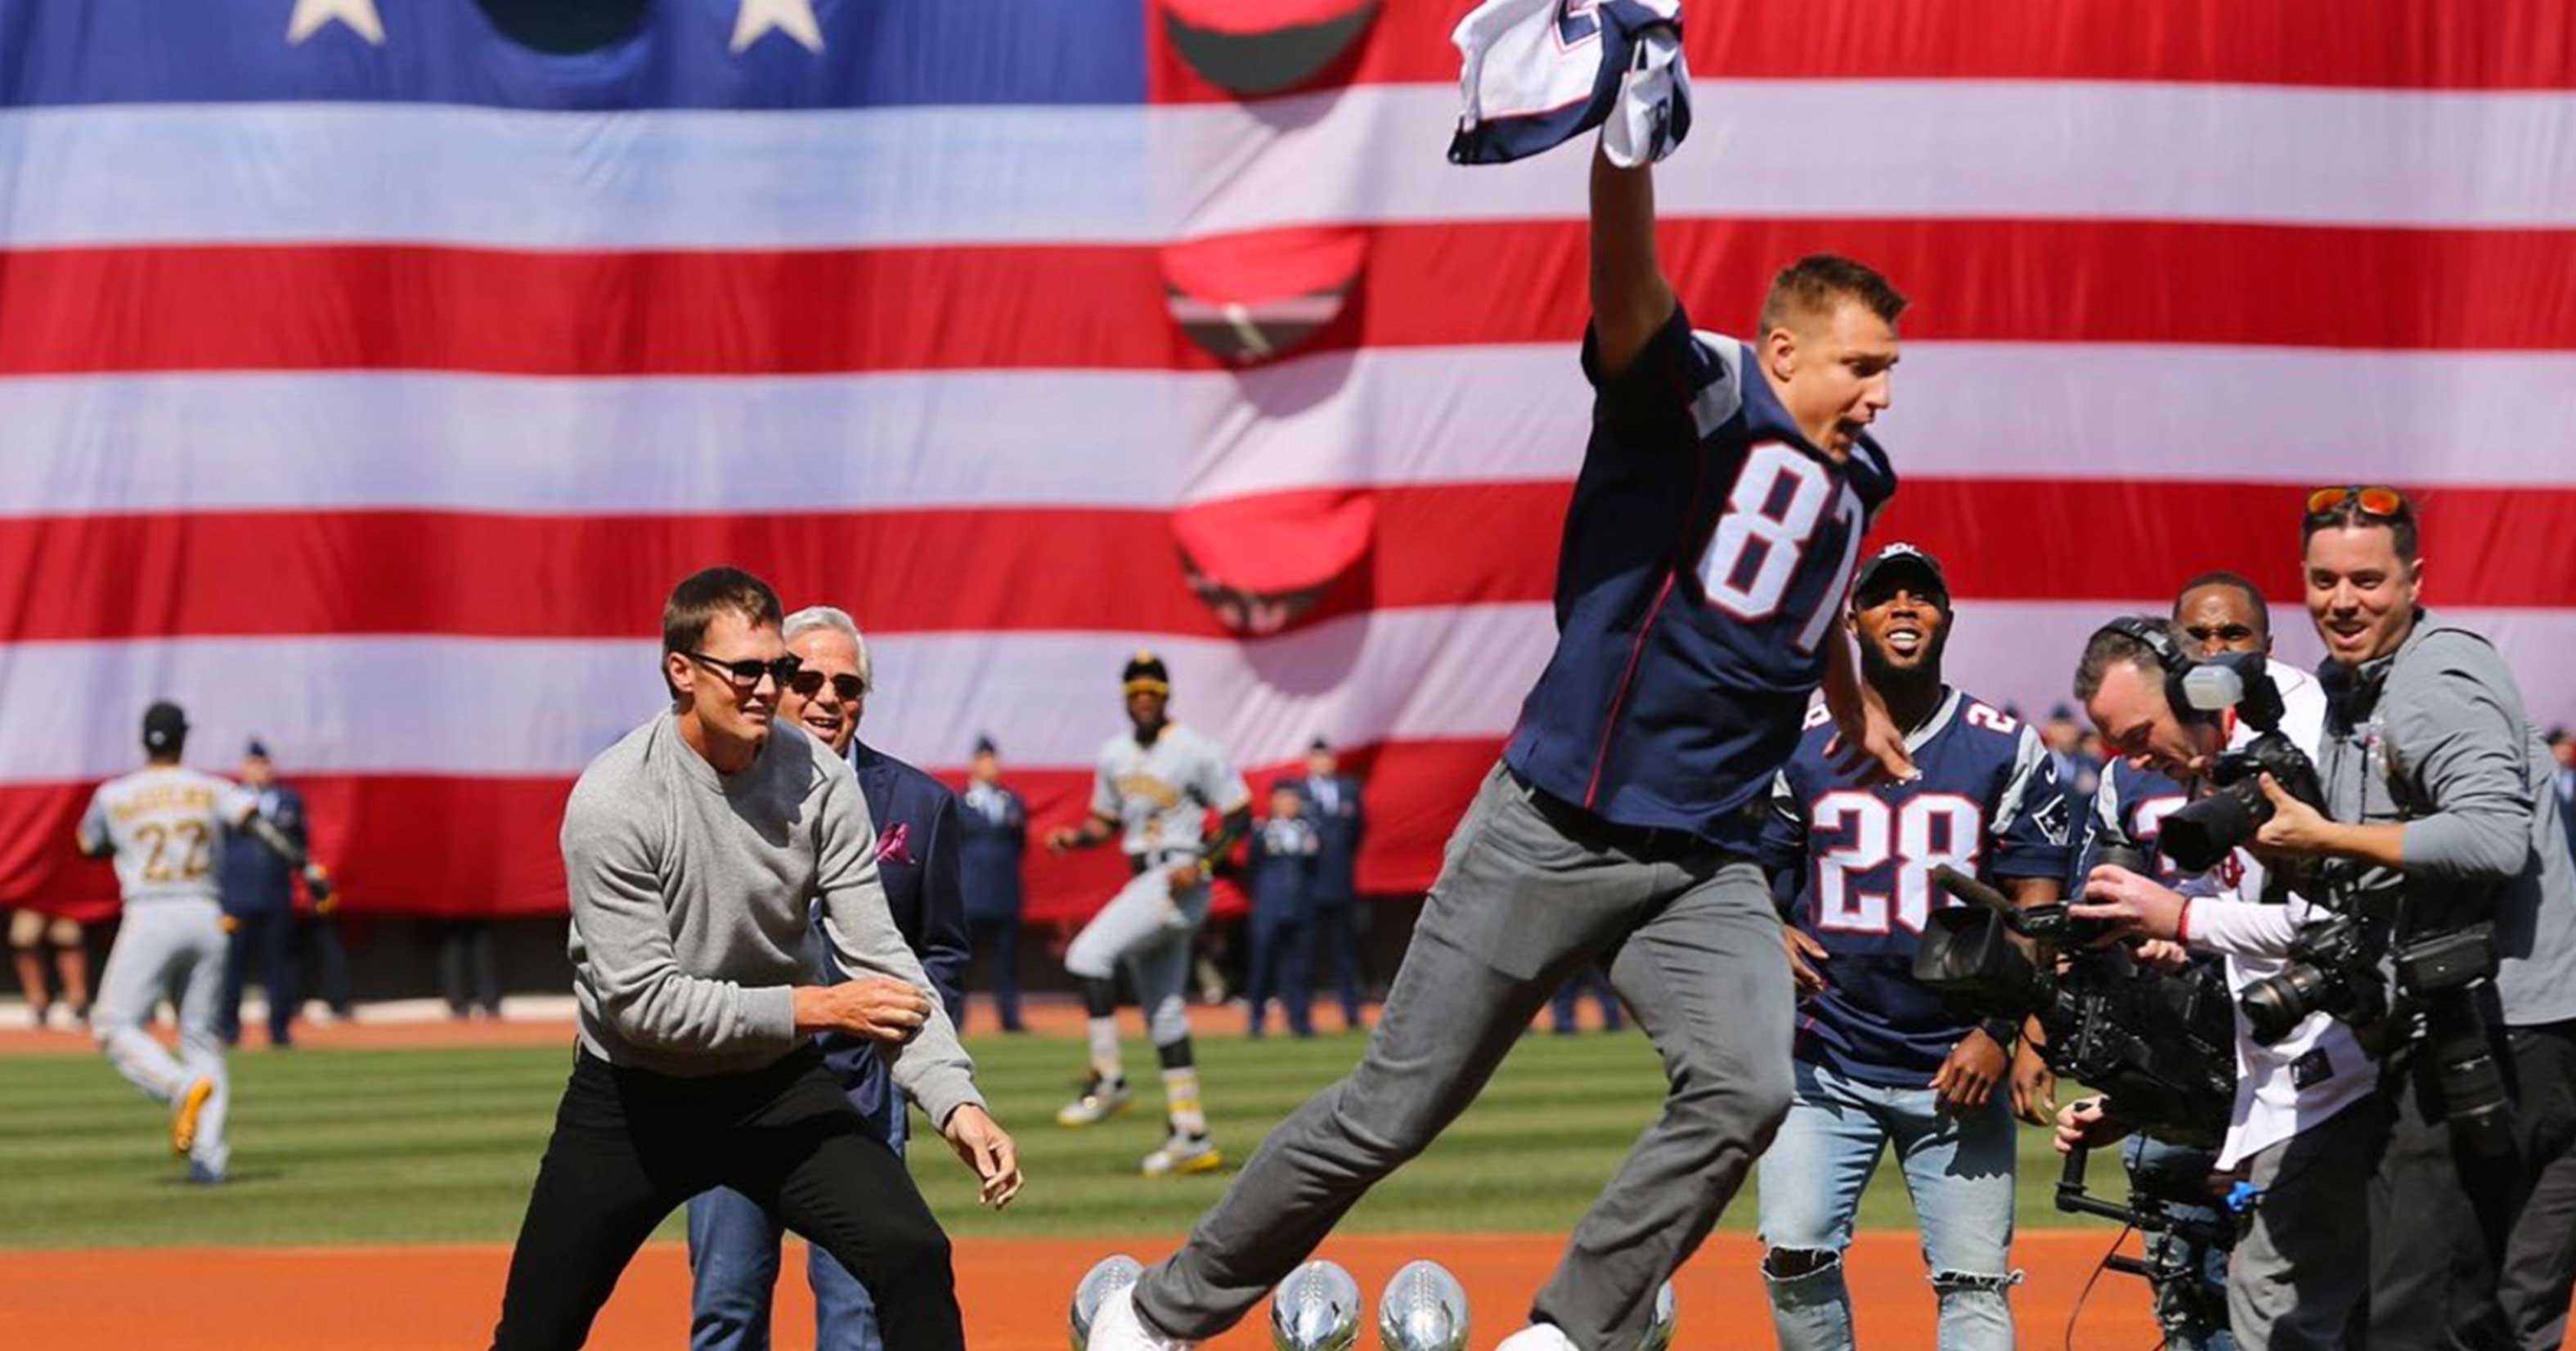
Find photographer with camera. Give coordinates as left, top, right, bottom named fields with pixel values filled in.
left=2228, top=487, right=2576, bottom=1351
left=2053, top=606, right=2387, bottom=1350
left=2076, top=572, right=2274, bottom=1351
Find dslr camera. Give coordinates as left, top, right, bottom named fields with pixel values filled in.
left=2152, top=655, right=2327, bottom=876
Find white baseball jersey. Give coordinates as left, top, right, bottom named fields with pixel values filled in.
left=77, top=767, right=256, bottom=904
left=1090, top=724, right=1250, bottom=858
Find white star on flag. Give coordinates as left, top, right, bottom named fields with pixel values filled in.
left=286, top=0, right=385, bottom=46
left=731, top=0, right=824, bottom=54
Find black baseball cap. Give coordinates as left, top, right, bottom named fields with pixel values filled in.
left=1851, top=543, right=1949, bottom=608
left=142, top=701, right=189, bottom=754
left=1122, top=651, right=1171, bottom=694
left=972, top=734, right=999, bottom=756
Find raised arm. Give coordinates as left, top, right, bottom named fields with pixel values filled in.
left=1590, top=143, right=1677, bottom=379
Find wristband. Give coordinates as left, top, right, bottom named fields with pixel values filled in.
left=2174, top=898, right=2193, bottom=946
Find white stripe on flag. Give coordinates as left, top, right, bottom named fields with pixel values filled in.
left=14, top=602, right=2576, bottom=785
left=7, top=344, right=2573, bottom=518
left=9, top=82, right=2576, bottom=249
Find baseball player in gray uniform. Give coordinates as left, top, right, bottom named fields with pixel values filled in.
left=1045, top=653, right=1252, bottom=1177
left=75, top=701, right=330, bottom=1183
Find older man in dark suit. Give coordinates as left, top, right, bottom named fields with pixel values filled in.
left=687, top=605, right=969, bottom=1351
left=1290, top=738, right=1368, bottom=1031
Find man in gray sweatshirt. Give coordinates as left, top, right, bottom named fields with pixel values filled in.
left=488, top=568, right=1021, bottom=1351
left=2244, top=488, right=2576, bottom=1349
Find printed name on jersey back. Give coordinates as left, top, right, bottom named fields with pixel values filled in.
left=110, top=783, right=218, bottom=823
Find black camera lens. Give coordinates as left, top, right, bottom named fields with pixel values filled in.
left=2239, top=964, right=2327, bottom=1044
left=2158, top=779, right=2268, bottom=875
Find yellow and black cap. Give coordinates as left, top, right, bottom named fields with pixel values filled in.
left=1122, top=651, right=1172, bottom=696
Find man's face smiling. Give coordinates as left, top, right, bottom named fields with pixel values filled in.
left=779, top=626, right=865, bottom=756
left=1850, top=577, right=1947, bottom=681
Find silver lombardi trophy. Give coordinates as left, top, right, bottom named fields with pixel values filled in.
left=1637, top=1280, right=1677, bottom=1351
left=1269, top=1259, right=1362, bottom=1351
left=1376, top=1259, right=1470, bottom=1351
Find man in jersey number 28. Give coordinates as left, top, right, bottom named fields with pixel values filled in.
left=1757, top=545, right=2071, bottom=1350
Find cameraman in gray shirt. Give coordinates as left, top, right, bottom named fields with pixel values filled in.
left=2237, top=487, right=2576, bottom=1350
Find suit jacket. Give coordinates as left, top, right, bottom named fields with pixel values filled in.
left=1248, top=816, right=1322, bottom=923
left=1291, top=774, right=1366, bottom=905
left=816, top=741, right=970, bottom=1121
left=218, top=782, right=307, bottom=917
left=955, top=780, right=1028, bottom=921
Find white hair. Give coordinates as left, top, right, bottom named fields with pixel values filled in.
left=781, top=604, right=872, bottom=692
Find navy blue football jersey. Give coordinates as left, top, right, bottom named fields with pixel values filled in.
left=2077, top=759, right=2190, bottom=886
left=1505, top=304, right=1898, bottom=849
left=1760, top=689, right=2071, bottom=1087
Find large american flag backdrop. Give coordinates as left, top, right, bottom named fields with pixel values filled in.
left=4, top=0, right=2573, bottom=923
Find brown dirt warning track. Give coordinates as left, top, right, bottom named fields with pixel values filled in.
left=2, top=1230, right=2156, bottom=1349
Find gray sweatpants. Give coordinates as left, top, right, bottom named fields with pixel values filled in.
left=1133, top=763, right=1794, bottom=1351
left=2228, top=1095, right=2390, bottom=1350
left=92, top=897, right=231, bottom=1174
left=1066, top=866, right=1211, bottom=1048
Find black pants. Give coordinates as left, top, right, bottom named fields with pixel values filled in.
left=964, top=913, right=1022, bottom=1031
left=489, top=1048, right=962, bottom=1351
left=2359, top=1018, right=2576, bottom=1350
left=218, top=909, right=298, bottom=1044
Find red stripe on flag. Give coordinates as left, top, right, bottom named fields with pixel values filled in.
left=1148, top=0, right=2576, bottom=103
left=8, top=222, right=2576, bottom=375
left=0, top=485, right=1568, bottom=641
left=0, top=739, right=1506, bottom=918
left=6, top=482, right=2574, bottom=644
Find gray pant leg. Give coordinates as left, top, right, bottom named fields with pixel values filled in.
left=1533, top=859, right=1796, bottom=1351
left=172, top=905, right=231, bottom=1174
left=2228, top=1097, right=2390, bottom=1351
left=2502, top=1143, right=2576, bottom=1351
left=93, top=905, right=193, bottom=1102
left=1066, top=870, right=1179, bottom=981
left=1124, top=881, right=1209, bottom=1049
left=1132, top=765, right=1657, bottom=1342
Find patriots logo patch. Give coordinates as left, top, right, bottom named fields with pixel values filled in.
left=2030, top=792, right=2073, bottom=847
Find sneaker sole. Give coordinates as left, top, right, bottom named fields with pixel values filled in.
left=1142, top=1150, right=1224, bottom=1178
left=1056, top=1098, right=1133, bottom=1129
left=172, top=1078, right=214, bottom=1156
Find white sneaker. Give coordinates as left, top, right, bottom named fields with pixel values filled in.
left=1493, top=1324, right=1579, bottom=1351
left=1138, top=1132, right=1223, bottom=1177
left=1057, top=1074, right=1134, bottom=1128
left=1087, top=1284, right=1197, bottom=1351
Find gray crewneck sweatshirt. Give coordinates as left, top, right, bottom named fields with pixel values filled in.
left=560, top=710, right=983, bottom=1126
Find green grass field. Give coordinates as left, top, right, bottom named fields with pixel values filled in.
left=0, top=1030, right=2100, bottom=1250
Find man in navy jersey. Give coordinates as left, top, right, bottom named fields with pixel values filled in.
left=2073, top=574, right=2264, bottom=1351
left=1085, top=137, right=1917, bottom=1351
left=1756, top=544, right=2068, bottom=1351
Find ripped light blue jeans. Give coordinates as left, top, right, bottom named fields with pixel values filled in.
left=1756, top=1057, right=2017, bottom=1351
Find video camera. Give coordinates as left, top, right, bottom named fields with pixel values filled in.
left=1914, top=848, right=2242, bottom=1288
left=1912, top=855, right=2237, bottom=1144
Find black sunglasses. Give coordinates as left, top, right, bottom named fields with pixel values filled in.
left=789, top=670, right=867, bottom=702
left=685, top=650, right=802, bottom=690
